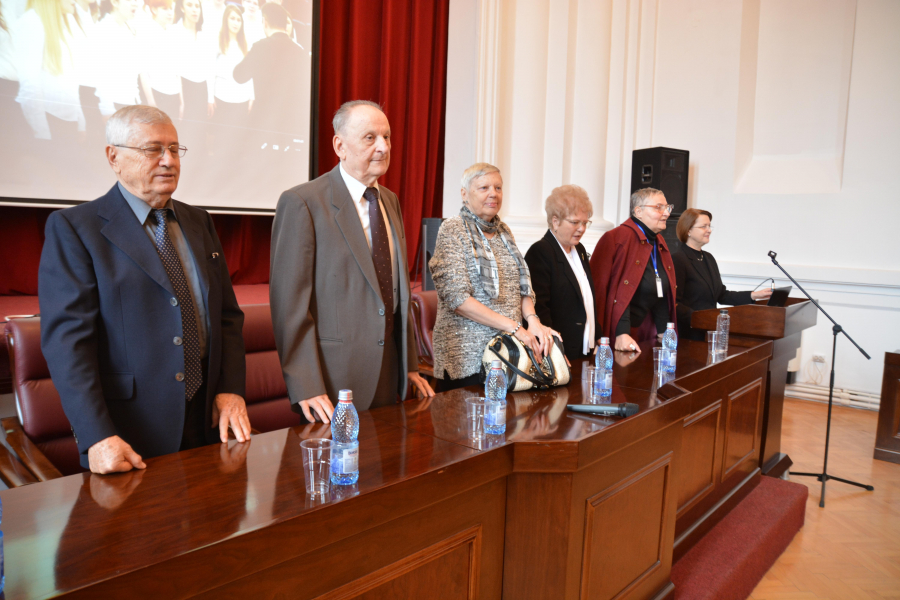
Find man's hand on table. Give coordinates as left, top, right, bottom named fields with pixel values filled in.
left=213, top=392, right=252, bottom=443
left=88, top=435, right=146, bottom=474
left=408, top=371, right=435, bottom=398
left=298, top=394, right=335, bottom=423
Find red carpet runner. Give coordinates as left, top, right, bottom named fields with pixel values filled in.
left=671, top=476, right=808, bottom=600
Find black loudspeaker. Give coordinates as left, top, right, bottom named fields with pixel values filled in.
left=631, top=147, right=689, bottom=254
left=418, top=218, right=445, bottom=291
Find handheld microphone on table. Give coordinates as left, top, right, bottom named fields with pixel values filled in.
left=567, top=403, right=640, bottom=417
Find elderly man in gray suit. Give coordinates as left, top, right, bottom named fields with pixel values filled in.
left=270, top=100, right=434, bottom=422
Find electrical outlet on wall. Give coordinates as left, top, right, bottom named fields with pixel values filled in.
left=812, top=354, right=827, bottom=363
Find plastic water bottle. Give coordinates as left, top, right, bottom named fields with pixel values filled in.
left=594, top=337, right=613, bottom=398
left=662, top=323, right=678, bottom=373
left=716, top=309, right=730, bottom=355
left=484, top=360, right=508, bottom=435
left=330, top=389, right=360, bottom=485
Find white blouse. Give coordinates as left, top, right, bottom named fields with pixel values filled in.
left=555, top=234, right=596, bottom=355
left=207, top=42, right=253, bottom=104
left=91, top=15, right=141, bottom=115
left=138, top=21, right=181, bottom=95
left=12, top=10, right=85, bottom=139
left=172, top=21, right=215, bottom=83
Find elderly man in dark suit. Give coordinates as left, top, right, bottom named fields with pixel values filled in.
left=270, top=100, right=434, bottom=423
left=39, top=105, right=251, bottom=475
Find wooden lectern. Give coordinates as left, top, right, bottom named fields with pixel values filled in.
left=691, top=298, right=817, bottom=477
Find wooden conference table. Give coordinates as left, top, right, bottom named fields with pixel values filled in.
left=0, top=337, right=773, bottom=600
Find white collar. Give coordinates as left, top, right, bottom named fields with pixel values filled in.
left=551, top=230, right=578, bottom=258
left=339, top=163, right=380, bottom=204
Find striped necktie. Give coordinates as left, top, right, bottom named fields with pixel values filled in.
left=364, top=187, right=394, bottom=337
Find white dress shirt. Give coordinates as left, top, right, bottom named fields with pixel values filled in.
left=138, top=20, right=182, bottom=95
left=554, top=233, right=596, bottom=355
left=208, top=42, right=253, bottom=103
left=91, top=15, right=141, bottom=115
left=172, top=21, right=215, bottom=84
left=339, top=163, right=399, bottom=311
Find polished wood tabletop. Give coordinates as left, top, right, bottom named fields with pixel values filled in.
left=0, top=413, right=500, bottom=599
left=0, top=337, right=771, bottom=599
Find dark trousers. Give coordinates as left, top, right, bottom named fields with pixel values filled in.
left=436, top=371, right=483, bottom=393
left=180, top=358, right=210, bottom=450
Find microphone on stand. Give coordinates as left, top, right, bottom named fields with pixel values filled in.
left=567, top=403, right=640, bottom=417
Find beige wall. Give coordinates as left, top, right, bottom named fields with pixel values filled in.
left=443, top=0, right=900, bottom=395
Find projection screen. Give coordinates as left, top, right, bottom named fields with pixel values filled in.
left=0, top=0, right=314, bottom=212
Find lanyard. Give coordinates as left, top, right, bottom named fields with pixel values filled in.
left=633, top=222, right=659, bottom=277
left=634, top=221, right=664, bottom=298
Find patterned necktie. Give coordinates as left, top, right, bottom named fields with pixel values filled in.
left=364, top=187, right=394, bottom=337
left=152, top=208, right=202, bottom=400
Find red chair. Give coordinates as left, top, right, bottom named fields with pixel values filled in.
left=240, top=304, right=301, bottom=432
left=410, top=290, right=438, bottom=383
left=0, top=306, right=299, bottom=488
left=3, top=316, right=83, bottom=482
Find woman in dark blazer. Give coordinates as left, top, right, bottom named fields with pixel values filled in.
left=525, top=185, right=600, bottom=361
left=673, top=209, right=772, bottom=340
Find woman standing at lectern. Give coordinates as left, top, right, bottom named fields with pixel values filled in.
left=672, top=209, right=772, bottom=341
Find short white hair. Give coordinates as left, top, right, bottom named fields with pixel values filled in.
left=332, top=100, right=384, bottom=136
left=460, top=162, right=500, bottom=193
left=106, top=105, right=173, bottom=146
left=630, top=187, right=663, bottom=216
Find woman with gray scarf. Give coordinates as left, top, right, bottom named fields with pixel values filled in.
left=429, top=163, right=560, bottom=392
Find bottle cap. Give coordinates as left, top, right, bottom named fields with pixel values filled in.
left=338, top=389, right=353, bottom=403
left=491, top=359, right=502, bottom=368
left=720, top=308, right=728, bottom=314
left=666, top=323, right=674, bottom=329
left=600, top=337, right=609, bottom=345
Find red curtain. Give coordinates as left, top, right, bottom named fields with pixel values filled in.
left=0, top=207, right=55, bottom=295
left=317, top=0, right=449, bottom=272
left=0, top=0, right=449, bottom=295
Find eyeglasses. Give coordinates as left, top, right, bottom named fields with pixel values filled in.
left=640, top=203, right=674, bottom=215
left=114, top=144, right=188, bottom=159
left=691, top=224, right=714, bottom=231
left=564, top=219, right=592, bottom=228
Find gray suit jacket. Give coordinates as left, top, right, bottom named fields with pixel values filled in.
left=270, top=165, right=418, bottom=412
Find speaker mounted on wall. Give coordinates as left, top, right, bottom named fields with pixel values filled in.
left=631, top=147, right=690, bottom=254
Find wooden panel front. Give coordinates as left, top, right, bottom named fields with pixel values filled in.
left=677, top=401, right=722, bottom=516
left=723, top=378, right=764, bottom=479
left=874, top=351, right=900, bottom=464
left=193, top=477, right=506, bottom=600
left=673, top=355, right=768, bottom=559
left=581, top=455, right=672, bottom=600
left=320, top=527, right=478, bottom=600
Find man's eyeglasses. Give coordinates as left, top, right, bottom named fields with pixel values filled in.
left=114, top=144, right=188, bottom=159
left=564, top=219, right=592, bottom=228
left=640, top=203, right=674, bottom=215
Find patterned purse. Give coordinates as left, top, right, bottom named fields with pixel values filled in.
left=481, top=333, right=571, bottom=392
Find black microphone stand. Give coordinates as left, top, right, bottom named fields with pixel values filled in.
left=767, top=251, right=873, bottom=507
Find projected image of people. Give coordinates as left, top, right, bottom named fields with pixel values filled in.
left=208, top=4, right=251, bottom=126
left=12, top=0, right=86, bottom=140
left=1, top=0, right=314, bottom=208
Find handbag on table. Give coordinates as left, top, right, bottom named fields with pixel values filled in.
left=482, top=333, right=571, bottom=392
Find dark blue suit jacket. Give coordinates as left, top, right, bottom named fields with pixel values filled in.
left=39, top=184, right=246, bottom=467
